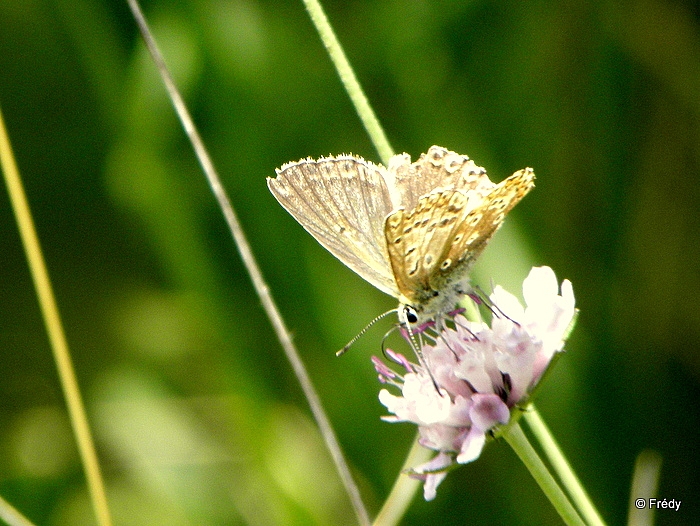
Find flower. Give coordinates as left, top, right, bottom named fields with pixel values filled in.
left=374, top=266, right=576, bottom=500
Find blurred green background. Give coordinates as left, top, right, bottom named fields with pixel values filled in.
left=1, top=0, right=699, bottom=524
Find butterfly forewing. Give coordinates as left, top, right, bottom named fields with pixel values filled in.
left=444, top=168, right=536, bottom=278
left=385, top=167, right=535, bottom=305
left=268, top=156, right=399, bottom=297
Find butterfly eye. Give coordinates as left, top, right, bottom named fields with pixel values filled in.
left=403, top=305, right=419, bottom=325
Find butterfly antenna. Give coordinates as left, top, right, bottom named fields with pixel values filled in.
left=336, top=309, right=397, bottom=356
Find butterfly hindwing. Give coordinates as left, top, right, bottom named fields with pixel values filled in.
left=390, top=146, right=496, bottom=211
left=386, top=167, right=534, bottom=305
left=385, top=189, right=479, bottom=304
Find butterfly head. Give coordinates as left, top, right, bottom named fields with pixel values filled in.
left=399, top=303, right=420, bottom=327
left=397, top=276, right=469, bottom=331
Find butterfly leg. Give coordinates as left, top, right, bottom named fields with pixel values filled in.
left=471, top=285, right=520, bottom=326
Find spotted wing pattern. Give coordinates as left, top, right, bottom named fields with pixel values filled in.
left=269, top=146, right=535, bottom=318
left=443, top=168, right=535, bottom=279
left=389, top=145, right=496, bottom=211
left=385, top=168, right=535, bottom=305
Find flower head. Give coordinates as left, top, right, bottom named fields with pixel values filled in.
left=374, top=266, right=575, bottom=500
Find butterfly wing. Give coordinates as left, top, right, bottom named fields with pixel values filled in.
left=389, top=145, right=497, bottom=210
left=268, top=155, right=400, bottom=298
left=385, top=189, right=479, bottom=305
left=385, top=168, right=535, bottom=304
left=442, top=168, right=535, bottom=278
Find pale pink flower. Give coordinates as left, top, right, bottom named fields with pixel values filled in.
left=374, top=266, right=575, bottom=500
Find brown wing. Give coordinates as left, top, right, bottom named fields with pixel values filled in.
left=268, top=155, right=399, bottom=297
left=439, top=168, right=536, bottom=284
left=384, top=168, right=535, bottom=303
left=389, top=145, right=497, bottom=210
left=385, top=189, right=480, bottom=304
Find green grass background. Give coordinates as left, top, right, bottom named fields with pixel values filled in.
left=1, top=0, right=699, bottom=524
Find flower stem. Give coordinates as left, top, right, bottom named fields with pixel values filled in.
left=0, top=493, right=37, bottom=526
left=627, top=449, right=662, bottom=526
left=523, top=406, right=607, bottom=526
left=502, top=422, right=586, bottom=526
left=372, top=434, right=432, bottom=526
left=300, top=0, right=394, bottom=164
left=0, top=107, right=113, bottom=526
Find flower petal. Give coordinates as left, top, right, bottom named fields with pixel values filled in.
left=469, top=393, right=510, bottom=430
left=423, top=471, right=448, bottom=501
left=411, top=452, right=453, bottom=501
left=456, top=428, right=486, bottom=463
left=374, top=265, right=576, bottom=501
left=523, top=266, right=558, bottom=309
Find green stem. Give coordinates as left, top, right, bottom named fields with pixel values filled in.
left=0, top=106, right=113, bottom=526
left=524, top=407, right=607, bottom=526
left=627, top=449, right=662, bottom=526
left=0, top=493, right=37, bottom=526
left=126, top=1, right=372, bottom=524
left=300, top=0, right=394, bottom=164
left=502, top=422, right=586, bottom=526
left=372, top=434, right=431, bottom=526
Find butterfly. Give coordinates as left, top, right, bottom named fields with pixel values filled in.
left=267, top=145, right=534, bottom=332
